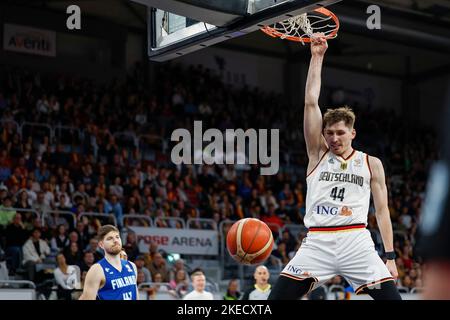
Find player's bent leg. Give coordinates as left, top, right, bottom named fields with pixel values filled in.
left=340, top=230, right=400, bottom=300
left=268, top=275, right=316, bottom=300
left=360, top=280, right=402, bottom=300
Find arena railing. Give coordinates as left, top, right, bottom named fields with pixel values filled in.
left=278, top=148, right=308, bottom=170
left=78, top=212, right=118, bottom=227
left=41, top=210, right=77, bottom=230
left=0, top=119, right=20, bottom=135
left=121, top=214, right=154, bottom=227
left=6, top=207, right=40, bottom=223
left=113, top=131, right=139, bottom=148
left=326, top=285, right=346, bottom=300
left=410, top=287, right=423, bottom=294
left=138, top=134, right=167, bottom=155
left=154, top=216, right=186, bottom=229
left=0, top=280, right=36, bottom=300
left=53, top=125, right=83, bottom=150
left=397, top=286, right=410, bottom=293
left=20, top=122, right=53, bottom=142
left=320, top=285, right=329, bottom=295
left=186, top=218, right=217, bottom=230
left=218, top=219, right=237, bottom=275
left=328, top=284, right=345, bottom=293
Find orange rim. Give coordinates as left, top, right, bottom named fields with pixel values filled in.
left=260, top=7, right=340, bottom=43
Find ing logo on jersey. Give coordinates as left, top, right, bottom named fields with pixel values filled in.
left=316, top=205, right=353, bottom=216
left=286, top=265, right=311, bottom=278
left=353, top=158, right=362, bottom=167
left=340, top=206, right=353, bottom=216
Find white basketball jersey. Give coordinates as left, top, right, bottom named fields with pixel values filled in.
left=304, top=150, right=372, bottom=228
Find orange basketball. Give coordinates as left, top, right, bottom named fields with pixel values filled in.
left=226, top=218, right=274, bottom=265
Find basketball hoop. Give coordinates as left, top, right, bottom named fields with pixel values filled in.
left=260, top=7, right=339, bottom=44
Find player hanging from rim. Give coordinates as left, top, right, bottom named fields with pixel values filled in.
left=79, top=225, right=139, bottom=300
left=268, top=33, right=401, bottom=300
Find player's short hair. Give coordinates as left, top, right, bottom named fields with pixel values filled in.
left=191, top=270, right=205, bottom=280
left=98, top=225, right=119, bottom=241
left=323, top=106, right=355, bottom=129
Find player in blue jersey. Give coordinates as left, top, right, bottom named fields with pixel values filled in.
left=79, top=225, right=139, bottom=300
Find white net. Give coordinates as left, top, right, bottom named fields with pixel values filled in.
left=264, top=10, right=339, bottom=44
left=283, top=13, right=313, bottom=38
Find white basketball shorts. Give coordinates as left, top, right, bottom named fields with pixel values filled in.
left=280, top=224, right=394, bottom=294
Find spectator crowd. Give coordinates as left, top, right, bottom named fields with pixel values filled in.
left=0, top=62, right=434, bottom=298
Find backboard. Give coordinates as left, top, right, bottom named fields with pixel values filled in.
left=131, top=0, right=342, bottom=61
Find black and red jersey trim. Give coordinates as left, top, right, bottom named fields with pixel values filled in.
left=308, top=223, right=366, bottom=232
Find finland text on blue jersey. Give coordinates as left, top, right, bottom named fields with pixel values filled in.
left=97, top=258, right=137, bottom=300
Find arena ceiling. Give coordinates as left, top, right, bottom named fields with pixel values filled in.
left=7, top=0, right=450, bottom=80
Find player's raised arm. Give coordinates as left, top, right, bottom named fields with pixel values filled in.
left=369, top=156, right=398, bottom=279
left=79, top=264, right=103, bottom=300
left=304, top=34, right=328, bottom=163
